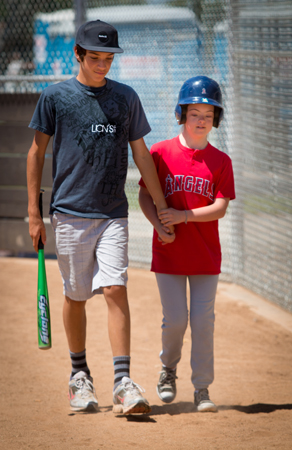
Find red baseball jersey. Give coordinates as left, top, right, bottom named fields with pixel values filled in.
left=139, top=136, right=236, bottom=275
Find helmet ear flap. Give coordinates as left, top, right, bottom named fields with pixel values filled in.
left=213, top=107, right=220, bottom=128
left=180, top=105, right=187, bottom=124
left=175, top=104, right=187, bottom=125
left=175, top=104, right=182, bottom=124
left=213, top=106, right=224, bottom=128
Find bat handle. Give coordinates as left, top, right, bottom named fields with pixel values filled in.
left=38, top=189, right=45, bottom=251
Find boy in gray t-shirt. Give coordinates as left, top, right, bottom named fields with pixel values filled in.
left=27, top=19, right=174, bottom=415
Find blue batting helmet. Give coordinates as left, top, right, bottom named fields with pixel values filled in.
left=175, top=76, right=224, bottom=128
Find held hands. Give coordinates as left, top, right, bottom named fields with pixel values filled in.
left=159, top=208, right=186, bottom=227
left=157, top=224, right=175, bottom=245
left=29, top=214, right=47, bottom=253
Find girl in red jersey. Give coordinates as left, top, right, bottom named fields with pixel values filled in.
left=139, top=76, right=235, bottom=412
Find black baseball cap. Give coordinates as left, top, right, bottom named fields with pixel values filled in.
left=76, top=20, right=124, bottom=53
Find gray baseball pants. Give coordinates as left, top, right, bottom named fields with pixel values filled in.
left=155, top=273, right=219, bottom=390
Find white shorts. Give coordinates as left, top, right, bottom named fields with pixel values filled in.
left=50, top=213, right=128, bottom=301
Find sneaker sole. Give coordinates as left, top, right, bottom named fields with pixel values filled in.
left=70, top=402, right=99, bottom=412
left=113, top=400, right=151, bottom=415
left=196, top=403, right=218, bottom=413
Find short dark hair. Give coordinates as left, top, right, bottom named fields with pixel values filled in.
left=75, top=44, right=86, bottom=62
left=180, top=105, right=188, bottom=125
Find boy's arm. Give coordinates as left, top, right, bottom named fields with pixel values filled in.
left=158, top=198, right=230, bottom=226
left=130, top=137, right=174, bottom=235
left=27, top=130, right=51, bottom=252
left=139, top=186, right=175, bottom=244
left=130, top=138, right=170, bottom=211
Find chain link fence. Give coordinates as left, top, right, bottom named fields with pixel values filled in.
left=229, top=0, right=292, bottom=311
left=0, top=0, right=291, bottom=311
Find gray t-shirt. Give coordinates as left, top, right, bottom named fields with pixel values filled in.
left=29, top=77, right=151, bottom=218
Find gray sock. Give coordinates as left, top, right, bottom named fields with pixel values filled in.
left=113, top=356, right=130, bottom=390
left=69, top=349, right=90, bottom=380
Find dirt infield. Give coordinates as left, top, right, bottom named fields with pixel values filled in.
left=1, top=257, right=292, bottom=450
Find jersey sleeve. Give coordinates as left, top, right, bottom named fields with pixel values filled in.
left=214, top=155, right=236, bottom=200
left=28, top=89, right=56, bottom=136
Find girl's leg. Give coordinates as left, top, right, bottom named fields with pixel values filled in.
left=189, top=275, right=219, bottom=389
left=155, top=273, right=188, bottom=369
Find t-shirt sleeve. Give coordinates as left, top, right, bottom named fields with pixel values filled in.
left=128, top=91, right=151, bottom=142
left=215, top=156, right=236, bottom=200
left=28, top=90, right=55, bottom=136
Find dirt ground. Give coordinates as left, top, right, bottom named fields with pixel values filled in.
left=1, top=257, right=292, bottom=450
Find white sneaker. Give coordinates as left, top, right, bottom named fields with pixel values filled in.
left=68, top=371, right=98, bottom=412
left=113, top=377, right=151, bottom=415
left=194, top=388, right=218, bottom=412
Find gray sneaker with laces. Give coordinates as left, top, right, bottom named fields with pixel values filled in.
left=113, top=376, right=151, bottom=415
left=68, top=371, right=99, bottom=412
left=156, top=367, right=177, bottom=404
left=194, top=388, right=217, bottom=412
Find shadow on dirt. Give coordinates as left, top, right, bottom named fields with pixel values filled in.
left=68, top=402, right=292, bottom=418
left=218, top=403, right=292, bottom=414
left=120, top=402, right=292, bottom=419
left=68, top=405, right=112, bottom=416
left=114, top=402, right=195, bottom=421
left=125, top=415, right=157, bottom=423
left=149, top=402, right=195, bottom=416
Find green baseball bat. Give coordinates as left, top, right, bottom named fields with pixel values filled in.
left=37, top=189, right=52, bottom=350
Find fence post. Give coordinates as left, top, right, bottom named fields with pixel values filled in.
left=74, top=0, right=86, bottom=35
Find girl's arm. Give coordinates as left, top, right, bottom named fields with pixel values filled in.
left=158, top=197, right=230, bottom=227
left=139, top=186, right=175, bottom=244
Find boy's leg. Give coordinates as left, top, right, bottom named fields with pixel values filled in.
left=50, top=213, right=103, bottom=412
left=93, top=217, right=131, bottom=379
left=63, top=296, right=91, bottom=377
left=103, top=285, right=130, bottom=356
left=51, top=212, right=97, bottom=379
left=63, top=296, right=87, bottom=354
left=93, top=219, right=151, bottom=414
left=103, top=285, right=131, bottom=387
left=102, top=284, right=151, bottom=415
left=63, top=296, right=98, bottom=412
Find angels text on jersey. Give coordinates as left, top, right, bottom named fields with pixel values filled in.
left=164, top=174, right=214, bottom=201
